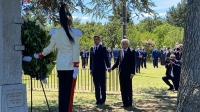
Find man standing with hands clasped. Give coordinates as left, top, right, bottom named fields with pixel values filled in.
left=90, top=36, right=111, bottom=105
left=112, top=39, right=135, bottom=108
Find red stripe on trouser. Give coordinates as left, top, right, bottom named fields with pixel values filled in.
left=68, top=78, right=76, bottom=112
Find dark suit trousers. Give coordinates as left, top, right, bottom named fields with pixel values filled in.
left=162, top=75, right=174, bottom=88
left=58, top=70, right=74, bottom=112
left=119, top=73, right=133, bottom=106
left=92, top=71, right=106, bottom=103
left=136, top=59, right=141, bottom=72
left=173, top=75, right=180, bottom=90
left=141, top=58, right=146, bottom=68
left=81, top=57, right=86, bottom=68
left=153, top=58, right=158, bottom=67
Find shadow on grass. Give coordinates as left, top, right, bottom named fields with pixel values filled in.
left=28, top=101, right=58, bottom=112
left=28, top=96, right=177, bottom=112
left=136, top=74, right=159, bottom=78
left=136, top=87, right=177, bottom=96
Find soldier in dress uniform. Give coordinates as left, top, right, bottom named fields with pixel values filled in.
left=34, top=4, right=80, bottom=112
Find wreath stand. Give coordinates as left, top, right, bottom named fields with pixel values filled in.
left=30, top=76, right=50, bottom=112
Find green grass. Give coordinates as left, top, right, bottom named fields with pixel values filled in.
left=23, top=62, right=175, bottom=95
left=26, top=62, right=178, bottom=112
left=27, top=92, right=177, bottom=112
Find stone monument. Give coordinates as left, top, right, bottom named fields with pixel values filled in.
left=0, top=0, right=28, bottom=112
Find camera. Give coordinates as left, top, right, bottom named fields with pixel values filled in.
left=165, top=58, right=174, bottom=64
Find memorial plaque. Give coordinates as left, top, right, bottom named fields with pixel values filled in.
left=6, top=90, right=23, bottom=107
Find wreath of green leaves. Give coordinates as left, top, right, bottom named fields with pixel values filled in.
left=21, top=20, right=56, bottom=80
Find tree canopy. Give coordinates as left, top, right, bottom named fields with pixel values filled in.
left=22, top=0, right=156, bottom=25
left=166, top=0, right=187, bottom=28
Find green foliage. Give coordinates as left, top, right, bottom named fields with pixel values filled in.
left=137, top=16, right=164, bottom=33
left=22, top=0, right=156, bottom=25
left=142, top=39, right=156, bottom=60
left=166, top=0, right=187, bottom=28
left=21, top=20, right=56, bottom=79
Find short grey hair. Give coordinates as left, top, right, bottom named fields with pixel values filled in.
left=121, top=39, right=130, bottom=45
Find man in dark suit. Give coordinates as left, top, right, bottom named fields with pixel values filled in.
left=112, top=39, right=135, bottom=108
left=80, top=48, right=86, bottom=69
left=162, top=54, right=181, bottom=90
left=135, top=46, right=142, bottom=73
left=90, top=36, right=111, bottom=105
left=85, top=49, right=89, bottom=66
left=113, top=47, right=119, bottom=63
left=165, top=47, right=171, bottom=58
left=152, top=47, right=160, bottom=68
left=107, top=47, right=113, bottom=65
left=141, top=47, right=147, bottom=68
left=160, top=46, right=166, bottom=66
left=174, top=48, right=182, bottom=62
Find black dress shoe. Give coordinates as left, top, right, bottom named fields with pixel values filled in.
left=168, top=86, right=174, bottom=90
left=121, top=105, right=128, bottom=108
left=128, top=105, right=132, bottom=108
left=96, top=101, right=100, bottom=105
left=99, top=102, right=105, bottom=105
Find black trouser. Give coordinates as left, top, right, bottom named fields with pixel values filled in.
left=81, top=57, right=86, bottom=68
left=153, top=58, right=158, bottom=68
left=85, top=57, right=89, bottom=66
left=141, top=58, right=146, bottom=68
left=173, top=75, right=180, bottom=90
left=58, top=70, right=74, bottom=112
left=162, top=75, right=174, bottom=88
left=92, top=71, right=106, bottom=104
left=119, top=73, right=133, bottom=106
left=136, top=59, right=141, bottom=73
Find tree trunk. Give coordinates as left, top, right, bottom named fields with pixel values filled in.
left=177, top=0, right=200, bottom=112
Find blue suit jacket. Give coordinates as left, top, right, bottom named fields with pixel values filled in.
left=90, top=45, right=110, bottom=73
left=152, top=49, right=159, bottom=59
left=113, top=49, right=119, bottom=58
left=141, top=50, right=147, bottom=58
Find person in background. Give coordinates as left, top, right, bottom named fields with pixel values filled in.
left=165, top=47, right=171, bottom=59
left=140, top=46, right=147, bottom=68
left=152, top=47, right=160, bottom=68
left=160, top=46, right=166, bottom=66
left=85, top=49, right=89, bottom=66
left=107, top=47, right=113, bottom=66
left=34, top=4, right=80, bottom=112
left=162, top=54, right=181, bottom=91
left=80, top=47, right=86, bottom=69
left=113, top=46, right=119, bottom=63
left=173, top=43, right=179, bottom=53
left=135, top=46, right=142, bottom=73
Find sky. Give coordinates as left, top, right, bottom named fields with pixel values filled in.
left=72, top=0, right=182, bottom=24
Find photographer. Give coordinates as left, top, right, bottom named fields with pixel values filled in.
left=162, top=54, right=181, bottom=90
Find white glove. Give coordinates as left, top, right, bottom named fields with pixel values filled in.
left=23, top=56, right=32, bottom=62
left=73, top=67, right=79, bottom=79
left=34, top=53, right=39, bottom=59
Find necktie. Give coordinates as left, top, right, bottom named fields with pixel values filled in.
left=123, top=50, right=126, bottom=58
left=94, top=46, right=98, bottom=53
